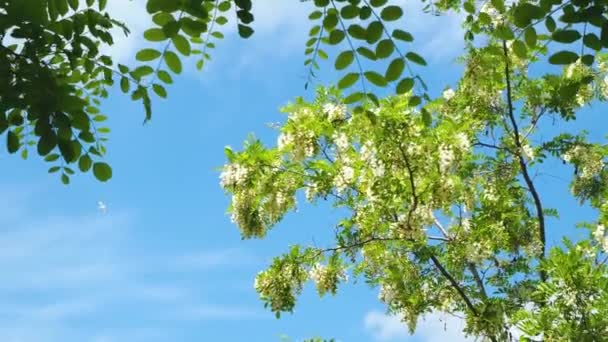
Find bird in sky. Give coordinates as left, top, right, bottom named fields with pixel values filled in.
left=97, top=201, right=108, bottom=214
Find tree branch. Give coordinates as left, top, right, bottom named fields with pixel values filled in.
left=501, top=40, right=547, bottom=282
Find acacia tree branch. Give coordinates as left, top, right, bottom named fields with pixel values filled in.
left=501, top=40, right=547, bottom=282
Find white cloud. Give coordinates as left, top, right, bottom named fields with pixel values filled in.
left=101, top=0, right=151, bottom=64
left=364, top=310, right=474, bottom=342
left=0, top=185, right=263, bottom=341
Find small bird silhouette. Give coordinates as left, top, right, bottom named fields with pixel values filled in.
left=97, top=201, right=108, bottom=214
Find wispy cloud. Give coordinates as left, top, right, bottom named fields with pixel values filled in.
left=364, top=310, right=473, bottom=342
left=0, top=184, right=263, bottom=341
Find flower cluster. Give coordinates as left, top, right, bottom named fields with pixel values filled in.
left=480, top=2, right=503, bottom=26
left=378, top=283, right=398, bottom=305
left=360, top=141, right=386, bottom=178
left=443, top=88, right=456, bottom=101
left=254, top=263, right=307, bottom=314
left=438, top=144, right=455, bottom=173
left=593, top=224, right=608, bottom=251
left=323, top=102, right=347, bottom=121
left=220, top=163, right=249, bottom=188
left=308, top=263, right=348, bottom=296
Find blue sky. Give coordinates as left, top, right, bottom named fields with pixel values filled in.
left=0, top=1, right=602, bottom=341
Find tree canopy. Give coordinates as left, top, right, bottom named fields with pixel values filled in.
left=4, top=0, right=608, bottom=340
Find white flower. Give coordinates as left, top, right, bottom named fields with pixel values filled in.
left=333, top=132, right=349, bottom=152
left=601, top=76, right=608, bottom=99
left=565, top=62, right=578, bottom=79
left=442, top=88, right=456, bottom=101
left=335, top=165, right=355, bottom=193
left=594, top=224, right=605, bottom=243
left=277, top=132, right=293, bottom=150
left=455, top=133, right=470, bottom=151
left=483, top=187, right=498, bottom=202
left=275, top=191, right=287, bottom=207
left=378, top=283, right=397, bottom=304
left=461, top=217, right=471, bottom=232
left=309, top=263, right=327, bottom=284
left=305, top=182, right=318, bottom=202
left=480, top=3, right=502, bottom=25
left=438, top=144, right=454, bottom=172
left=324, top=102, right=346, bottom=121
left=220, top=163, right=249, bottom=188
left=360, top=141, right=385, bottom=178
left=521, top=144, right=535, bottom=160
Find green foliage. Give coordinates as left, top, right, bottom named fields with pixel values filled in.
left=220, top=1, right=608, bottom=340
left=0, top=0, right=249, bottom=183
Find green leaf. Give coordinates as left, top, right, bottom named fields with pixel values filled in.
left=49, top=166, right=61, bottom=173
left=93, top=162, right=112, bottom=182
left=238, top=24, right=254, bottom=38
left=164, top=51, right=182, bottom=74
left=583, top=33, right=601, bottom=51
left=45, top=154, right=60, bottom=162
left=370, top=0, right=388, bottom=7
left=172, top=35, right=191, bottom=55
left=162, top=20, right=181, bottom=38
left=545, top=16, right=556, bottom=32
left=152, top=84, right=167, bottom=98
left=38, top=133, right=57, bottom=156
left=494, top=25, right=514, bottom=40
left=136, top=48, right=162, bottom=61
left=392, top=29, right=413, bottom=42
left=340, top=5, right=359, bottom=19
left=157, top=70, right=173, bottom=84
left=602, top=23, right=608, bottom=48
left=347, top=24, right=367, bottom=40
left=581, top=54, right=594, bottom=66
left=524, top=27, right=537, bottom=48
left=405, top=52, right=426, bottom=65
left=335, top=51, right=354, bottom=70
left=338, top=73, right=360, bottom=89
left=323, top=13, right=338, bottom=30
left=132, top=66, right=154, bottom=79
left=463, top=1, right=475, bottom=13
left=7, top=130, right=19, bottom=154
left=375, top=39, right=394, bottom=59
left=364, top=71, right=387, bottom=87
left=380, top=6, right=403, bottom=21
left=120, top=77, right=130, bottom=93
left=309, top=10, right=323, bottom=20
left=343, top=91, right=365, bottom=104
left=144, top=28, right=167, bottom=42
left=512, top=40, right=527, bottom=59
left=78, top=154, right=92, bottom=172
left=366, top=21, right=383, bottom=44
left=328, top=30, right=345, bottom=45
left=421, top=108, right=432, bottom=127
left=548, top=50, right=579, bottom=65
left=68, top=0, right=78, bottom=10
left=153, top=12, right=175, bottom=26
left=385, top=58, right=405, bottom=82
left=552, top=30, right=581, bottom=43
left=357, top=47, right=376, bottom=61
left=55, top=0, right=69, bottom=15
left=396, top=77, right=414, bottom=94
left=61, top=173, right=70, bottom=185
